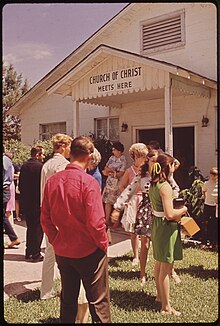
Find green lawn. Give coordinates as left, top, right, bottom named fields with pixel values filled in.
left=4, top=244, right=218, bottom=324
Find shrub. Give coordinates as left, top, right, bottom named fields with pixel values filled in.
left=3, top=139, right=54, bottom=165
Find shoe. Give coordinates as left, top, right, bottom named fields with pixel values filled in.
left=16, top=216, right=22, bottom=222
left=25, top=254, right=32, bottom=260
left=131, top=258, right=139, bottom=267
left=7, top=239, right=21, bottom=248
left=41, top=292, right=56, bottom=300
left=31, top=254, right=44, bottom=262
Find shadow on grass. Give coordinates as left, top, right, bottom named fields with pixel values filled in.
left=39, top=317, right=60, bottom=324
left=16, top=288, right=41, bottom=302
left=110, top=288, right=159, bottom=312
left=4, top=281, right=41, bottom=300
left=109, top=269, right=154, bottom=282
left=176, top=265, right=218, bottom=280
left=108, top=254, right=132, bottom=267
left=109, top=270, right=139, bottom=280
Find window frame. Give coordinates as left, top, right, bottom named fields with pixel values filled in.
left=95, top=116, right=119, bottom=141
left=39, top=122, right=66, bottom=140
left=140, top=9, right=186, bottom=55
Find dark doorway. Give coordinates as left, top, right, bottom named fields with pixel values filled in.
left=138, top=126, right=195, bottom=190
left=139, top=128, right=165, bottom=151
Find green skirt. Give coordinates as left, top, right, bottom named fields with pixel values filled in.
left=151, top=216, right=183, bottom=263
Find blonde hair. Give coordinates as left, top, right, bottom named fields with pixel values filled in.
left=52, top=133, right=73, bottom=151
left=90, top=148, right=101, bottom=167
left=129, top=143, right=148, bottom=160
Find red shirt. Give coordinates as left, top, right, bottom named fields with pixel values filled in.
left=40, top=163, right=108, bottom=258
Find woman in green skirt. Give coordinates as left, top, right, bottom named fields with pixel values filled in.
left=149, top=153, right=187, bottom=316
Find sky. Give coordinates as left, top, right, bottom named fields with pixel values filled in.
left=2, top=3, right=128, bottom=87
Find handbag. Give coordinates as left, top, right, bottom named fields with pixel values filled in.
left=121, top=195, right=139, bottom=233
left=180, top=212, right=200, bottom=237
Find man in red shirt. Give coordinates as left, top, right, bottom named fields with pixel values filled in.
left=40, top=136, right=111, bottom=323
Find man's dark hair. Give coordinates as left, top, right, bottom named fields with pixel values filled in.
left=70, top=136, right=94, bottom=158
left=148, top=140, right=161, bottom=150
left=31, top=146, right=44, bottom=158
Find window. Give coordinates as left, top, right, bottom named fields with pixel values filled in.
left=95, top=117, right=119, bottom=141
left=39, top=122, right=66, bottom=140
left=141, top=10, right=185, bottom=54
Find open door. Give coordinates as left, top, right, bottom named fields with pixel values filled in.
left=138, top=126, right=195, bottom=190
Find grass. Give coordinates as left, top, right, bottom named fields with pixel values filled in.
left=3, top=244, right=218, bottom=324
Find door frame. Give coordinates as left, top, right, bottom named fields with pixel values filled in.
left=133, top=122, right=198, bottom=166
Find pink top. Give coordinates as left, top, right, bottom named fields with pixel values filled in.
left=41, top=163, right=108, bottom=258
left=127, top=165, right=141, bottom=194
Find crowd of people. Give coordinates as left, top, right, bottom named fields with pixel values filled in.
left=3, top=134, right=218, bottom=322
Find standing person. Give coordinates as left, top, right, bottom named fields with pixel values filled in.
left=19, top=146, right=45, bottom=261
left=40, top=134, right=72, bottom=300
left=102, top=141, right=126, bottom=243
left=111, top=149, right=158, bottom=285
left=149, top=153, right=187, bottom=316
left=118, top=143, right=149, bottom=267
left=148, top=140, right=181, bottom=283
left=40, top=133, right=89, bottom=323
left=3, top=150, right=20, bottom=248
left=13, top=162, right=22, bottom=222
left=87, top=148, right=102, bottom=189
left=5, top=151, right=16, bottom=226
left=201, top=167, right=218, bottom=249
left=41, top=136, right=111, bottom=324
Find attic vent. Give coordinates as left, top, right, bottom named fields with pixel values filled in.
left=141, top=10, right=185, bottom=54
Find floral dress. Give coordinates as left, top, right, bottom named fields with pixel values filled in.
left=102, top=154, right=126, bottom=205
left=114, top=172, right=153, bottom=237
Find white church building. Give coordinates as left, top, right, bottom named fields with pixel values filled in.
left=9, top=3, right=217, bottom=188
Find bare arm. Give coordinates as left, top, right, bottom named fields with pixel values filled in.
left=120, top=170, right=129, bottom=192
left=160, top=183, right=187, bottom=222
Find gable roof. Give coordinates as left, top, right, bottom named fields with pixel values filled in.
left=8, top=3, right=217, bottom=115
left=8, top=3, right=137, bottom=115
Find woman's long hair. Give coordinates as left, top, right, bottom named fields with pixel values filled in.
left=150, top=152, right=175, bottom=185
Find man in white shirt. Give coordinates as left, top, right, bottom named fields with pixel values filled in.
left=202, top=167, right=218, bottom=248
left=40, top=133, right=72, bottom=300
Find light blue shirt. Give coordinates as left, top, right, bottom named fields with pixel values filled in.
left=3, top=154, right=13, bottom=188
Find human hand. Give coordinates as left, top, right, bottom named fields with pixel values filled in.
left=183, top=205, right=188, bottom=215
left=111, top=209, right=120, bottom=223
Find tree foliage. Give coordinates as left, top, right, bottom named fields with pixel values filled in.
left=3, top=63, right=29, bottom=141
left=4, top=139, right=54, bottom=166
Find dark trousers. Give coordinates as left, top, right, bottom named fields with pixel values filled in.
left=56, top=247, right=111, bottom=324
left=3, top=190, right=18, bottom=242
left=24, top=208, right=43, bottom=257
left=201, top=204, right=218, bottom=245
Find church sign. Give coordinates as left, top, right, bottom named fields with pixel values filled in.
left=88, top=66, right=144, bottom=96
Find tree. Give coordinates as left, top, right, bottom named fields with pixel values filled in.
left=2, top=63, right=29, bottom=141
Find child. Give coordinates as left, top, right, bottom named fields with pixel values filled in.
left=202, top=167, right=218, bottom=248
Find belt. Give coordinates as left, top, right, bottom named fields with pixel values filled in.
left=153, top=210, right=165, bottom=217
